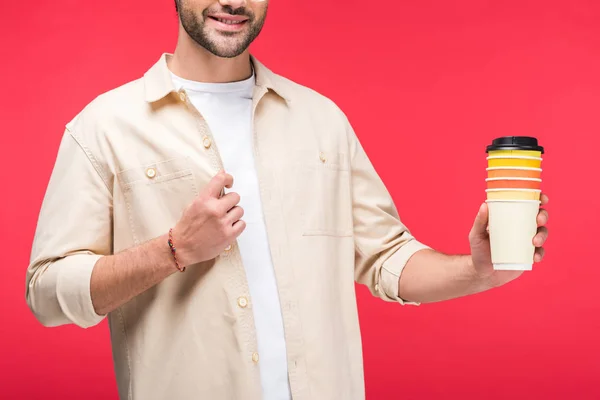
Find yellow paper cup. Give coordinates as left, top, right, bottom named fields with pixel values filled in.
left=486, top=189, right=541, bottom=201
left=488, top=150, right=542, bottom=158
left=487, top=156, right=542, bottom=168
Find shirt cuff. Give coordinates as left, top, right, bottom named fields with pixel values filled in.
left=379, top=240, right=431, bottom=305
left=56, top=254, right=106, bottom=328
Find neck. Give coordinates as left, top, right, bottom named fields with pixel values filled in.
left=169, top=26, right=253, bottom=83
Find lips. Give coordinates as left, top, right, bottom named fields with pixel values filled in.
left=206, top=14, right=250, bottom=31
left=208, top=13, right=249, bottom=23
left=210, top=17, right=246, bottom=25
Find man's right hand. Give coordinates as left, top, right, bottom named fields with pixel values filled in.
left=171, top=171, right=245, bottom=268
left=86, top=173, right=244, bottom=317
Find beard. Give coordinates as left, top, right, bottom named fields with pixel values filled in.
left=177, top=2, right=267, bottom=58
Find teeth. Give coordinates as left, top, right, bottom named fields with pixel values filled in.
left=217, top=18, right=243, bottom=25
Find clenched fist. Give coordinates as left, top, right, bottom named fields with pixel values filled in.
left=171, top=171, right=245, bottom=268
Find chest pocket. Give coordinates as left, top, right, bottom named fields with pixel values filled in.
left=118, top=157, right=199, bottom=245
left=290, top=150, right=353, bottom=237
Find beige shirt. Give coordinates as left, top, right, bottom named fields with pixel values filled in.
left=26, top=54, right=430, bottom=400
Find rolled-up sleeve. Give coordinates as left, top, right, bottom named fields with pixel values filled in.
left=347, top=118, right=430, bottom=305
left=26, top=128, right=112, bottom=328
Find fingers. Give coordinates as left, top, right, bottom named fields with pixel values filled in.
left=537, top=208, right=549, bottom=226
left=225, top=206, right=244, bottom=225
left=224, top=207, right=245, bottom=250
left=534, top=204, right=549, bottom=263
left=534, top=247, right=545, bottom=262
left=206, top=172, right=234, bottom=198
left=231, top=219, right=246, bottom=238
left=533, top=226, right=548, bottom=247
left=218, top=192, right=241, bottom=214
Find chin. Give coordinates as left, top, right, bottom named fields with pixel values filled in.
left=209, top=41, right=248, bottom=58
left=213, top=51, right=245, bottom=59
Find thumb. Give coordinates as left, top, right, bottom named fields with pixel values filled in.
left=470, top=202, right=489, bottom=240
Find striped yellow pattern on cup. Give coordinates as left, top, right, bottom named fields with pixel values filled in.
left=488, top=150, right=542, bottom=158
left=486, top=149, right=543, bottom=201
left=487, top=157, right=542, bottom=168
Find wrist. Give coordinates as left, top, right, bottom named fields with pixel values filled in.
left=464, top=255, right=496, bottom=293
left=147, top=232, right=182, bottom=276
left=167, top=228, right=186, bottom=272
left=140, top=234, right=180, bottom=277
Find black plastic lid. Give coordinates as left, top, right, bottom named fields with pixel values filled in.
left=486, top=136, right=544, bottom=154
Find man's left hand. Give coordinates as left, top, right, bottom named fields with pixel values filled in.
left=468, top=193, right=549, bottom=287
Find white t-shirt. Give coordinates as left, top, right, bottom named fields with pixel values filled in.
left=171, top=71, right=291, bottom=400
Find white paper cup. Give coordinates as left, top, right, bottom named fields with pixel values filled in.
left=486, top=200, right=540, bottom=271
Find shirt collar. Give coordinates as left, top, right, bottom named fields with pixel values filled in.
left=143, top=53, right=291, bottom=103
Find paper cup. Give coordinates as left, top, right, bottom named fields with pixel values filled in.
left=488, top=150, right=543, bottom=158
left=486, top=189, right=541, bottom=200
left=487, top=168, right=542, bottom=179
left=487, top=156, right=542, bottom=168
left=486, top=200, right=540, bottom=270
left=486, top=178, right=542, bottom=189
left=486, top=166, right=542, bottom=171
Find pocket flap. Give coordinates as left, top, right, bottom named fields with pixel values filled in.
left=291, top=150, right=349, bottom=171
left=118, top=157, right=193, bottom=187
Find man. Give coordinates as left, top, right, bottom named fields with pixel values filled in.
left=26, top=0, right=549, bottom=399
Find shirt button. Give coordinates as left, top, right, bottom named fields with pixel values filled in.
left=237, top=297, right=248, bottom=308
left=145, top=167, right=156, bottom=179
left=203, top=136, right=212, bottom=149
left=375, top=284, right=379, bottom=292
left=319, top=152, right=327, bottom=163
left=252, top=352, right=259, bottom=363
left=179, top=91, right=187, bottom=102
left=224, top=244, right=232, bottom=252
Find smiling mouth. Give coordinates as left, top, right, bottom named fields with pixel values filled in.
left=208, top=16, right=247, bottom=25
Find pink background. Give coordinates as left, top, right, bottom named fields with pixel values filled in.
left=1, top=0, right=599, bottom=398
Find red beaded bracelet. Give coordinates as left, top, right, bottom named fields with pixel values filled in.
left=168, top=228, right=185, bottom=272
